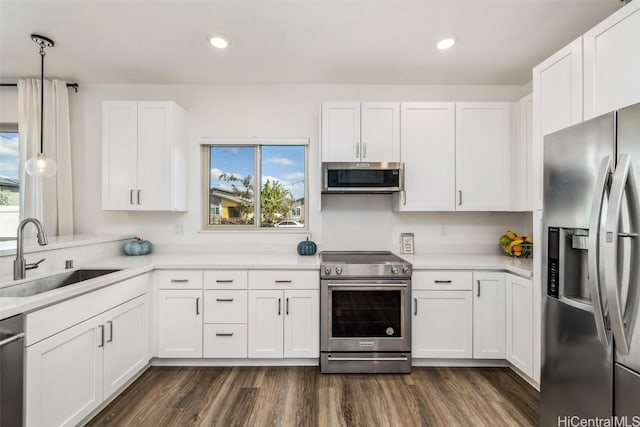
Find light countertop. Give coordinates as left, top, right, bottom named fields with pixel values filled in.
left=0, top=252, right=533, bottom=320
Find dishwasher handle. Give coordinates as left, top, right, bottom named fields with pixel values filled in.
left=0, top=332, right=25, bottom=348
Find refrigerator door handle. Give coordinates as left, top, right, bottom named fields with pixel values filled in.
left=588, top=156, right=612, bottom=348
left=602, top=154, right=640, bottom=355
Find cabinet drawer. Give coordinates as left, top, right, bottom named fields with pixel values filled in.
left=203, top=290, right=247, bottom=324
left=204, top=270, right=248, bottom=289
left=248, top=270, right=319, bottom=289
left=413, top=271, right=472, bottom=291
left=203, top=324, right=247, bottom=358
left=158, top=270, right=203, bottom=289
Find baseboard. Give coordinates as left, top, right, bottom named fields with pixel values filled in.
left=151, top=357, right=320, bottom=367
left=508, top=364, right=540, bottom=391
left=412, top=358, right=509, bottom=367
left=80, top=363, right=151, bottom=426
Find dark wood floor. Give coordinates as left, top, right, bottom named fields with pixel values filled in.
left=87, top=366, right=539, bottom=427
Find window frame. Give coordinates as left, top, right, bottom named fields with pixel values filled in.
left=200, top=137, right=309, bottom=232
left=0, top=122, right=21, bottom=241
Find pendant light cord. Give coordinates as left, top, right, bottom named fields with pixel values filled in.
left=39, top=43, right=45, bottom=155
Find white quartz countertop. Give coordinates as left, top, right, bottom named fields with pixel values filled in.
left=0, top=252, right=533, bottom=320
left=401, top=253, right=533, bottom=278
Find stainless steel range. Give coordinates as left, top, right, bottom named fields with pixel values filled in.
left=320, top=251, right=412, bottom=373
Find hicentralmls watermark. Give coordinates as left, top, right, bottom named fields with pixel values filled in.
left=558, top=416, right=640, bottom=427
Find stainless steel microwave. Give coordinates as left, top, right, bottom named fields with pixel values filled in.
left=322, top=162, right=404, bottom=193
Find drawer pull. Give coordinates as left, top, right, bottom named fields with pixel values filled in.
left=215, top=332, right=234, bottom=337
left=171, top=279, right=189, bottom=283
left=216, top=298, right=234, bottom=302
left=275, top=280, right=293, bottom=284
left=216, top=280, right=234, bottom=283
left=434, top=280, right=453, bottom=284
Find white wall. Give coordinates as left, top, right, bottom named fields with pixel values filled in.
left=68, top=84, right=530, bottom=252
left=0, top=87, right=19, bottom=123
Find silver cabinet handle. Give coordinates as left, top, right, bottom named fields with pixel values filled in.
left=363, top=143, right=367, bottom=158
left=413, top=298, right=417, bottom=316
left=355, top=143, right=360, bottom=159
left=216, top=298, right=234, bottom=302
left=275, top=280, right=293, bottom=284
left=434, top=280, right=452, bottom=284
left=216, top=280, right=233, bottom=283
left=98, top=324, right=104, bottom=347
left=107, top=320, right=113, bottom=343
left=137, top=189, right=141, bottom=205
left=588, top=156, right=612, bottom=348
left=130, top=189, right=135, bottom=205
left=0, top=332, right=25, bottom=348
left=458, top=190, right=463, bottom=206
left=476, top=280, right=481, bottom=297
left=278, top=297, right=282, bottom=315
left=196, top=297, right=200, bottom=315
left=402, top=190, right=407, bottom=206
left=286, top=297, right=289, bottom=315
left=216, top=332, right=234, bottom=337
left=171, top=279, right=189, bottom=283
left=602, top=154, right=640, bottom=355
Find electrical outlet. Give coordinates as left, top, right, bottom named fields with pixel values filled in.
left=440, top=225, right=448, bottom=236
left=263, top=245, right=274, bottom=253
left=175, top=224, right=184, bottom=235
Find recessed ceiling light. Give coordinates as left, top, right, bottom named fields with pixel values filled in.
left=209, top=36, right=228, bottom=49
left=437, top=37, right=456, bottom=50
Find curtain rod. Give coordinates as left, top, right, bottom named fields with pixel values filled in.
left=0, top=82, right=79, bottom=93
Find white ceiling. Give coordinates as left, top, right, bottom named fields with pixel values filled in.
left=0, top=0, right=623, bottom=85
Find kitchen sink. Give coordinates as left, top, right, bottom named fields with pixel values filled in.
left=0, top=269, right=121, bottom=298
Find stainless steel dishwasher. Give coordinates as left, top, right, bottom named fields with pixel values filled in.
left=0, top=314, right=25, bottom=427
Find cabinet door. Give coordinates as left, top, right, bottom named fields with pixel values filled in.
left=157, top=290, right=203, bottom=358
left=103, top=294, right=150, bottom=397
left=25, top=315, right=104, bottom=427
left=360, top=102, right=400, bottom=162
left=284, top=290, right=319, bottom=358
left=532, top=210, right=543, bottom=383
left=321, top=102, right=361, bottom=162
left=137, top=102, right=172, bottom=210
left=584, top=1, right=640, bottom=119
left=455, top=103, right=511, bottom=211
left=395, top=103, right=455, bottom=211
left=532, top=37, right=583, bottom=209
left=102, top=101, right=138, bottom=210
left=506, top=275, right=534, bottom=377
left=412, top=290, right=473, bottom=359
left=248, top=290, right=284, bottom=358
left=473, top=272, right=506, bottom=359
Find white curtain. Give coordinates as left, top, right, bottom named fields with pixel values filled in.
left=17, top=79, right=73, bottom=236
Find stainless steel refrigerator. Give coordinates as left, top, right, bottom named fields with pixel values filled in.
left=541, top=102, right=640, bottom=425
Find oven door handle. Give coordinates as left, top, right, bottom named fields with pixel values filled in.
left=326, top=283, right=408, bottom=288
left=327, top=355, right=409, bottom=362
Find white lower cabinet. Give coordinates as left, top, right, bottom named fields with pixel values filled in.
left=25, top=292, right=149, bottom=427
left=412, top=290, right=473, bottom=358
left=506, top=274, right=534, bottom=377
left=248, top=289, right=318, bottom=359
left=473, top=272, right=506, bottom=359
left=157, top=290, right=203, bottom=358
left=203, top=324, right=248, bottom=358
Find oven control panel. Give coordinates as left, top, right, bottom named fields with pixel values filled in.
left=320, top=263, right=412, bottom=278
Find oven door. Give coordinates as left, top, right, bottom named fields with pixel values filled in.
left=321, top=279, right=411, bottom=352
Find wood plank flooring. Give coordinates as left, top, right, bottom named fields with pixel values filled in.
left=87, top=366, right=539, bottom=427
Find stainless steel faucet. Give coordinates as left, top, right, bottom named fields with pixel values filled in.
left=13, top=218, right=48, bottom=280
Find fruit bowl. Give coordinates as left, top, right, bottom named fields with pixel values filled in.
left=499, top=231, right=533, bottom=258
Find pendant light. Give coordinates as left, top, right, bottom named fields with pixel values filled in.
left=24, top=34, right=57, bottom=178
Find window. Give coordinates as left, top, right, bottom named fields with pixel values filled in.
left=202, top=140, right=307, bottom=230
left=0, top=123, right=19, bottom=240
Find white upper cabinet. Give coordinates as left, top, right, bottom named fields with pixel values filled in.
left=455, top=103, right=511, bottom=211
left=584, top=1, right=640, bottom=119
left=532, top=37, right=583, bottom=210
left=102, top=101, right=187, bottom=211
left=394, top=103, right=456, bottom=211
left=321, top=102, right=400, bottom=162
left=511, top=94, right=533, bottom=211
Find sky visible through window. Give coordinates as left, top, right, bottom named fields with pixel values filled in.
left=0, top=132, right=19, bottom=181
left=209, top=146, right=305, bottom=199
